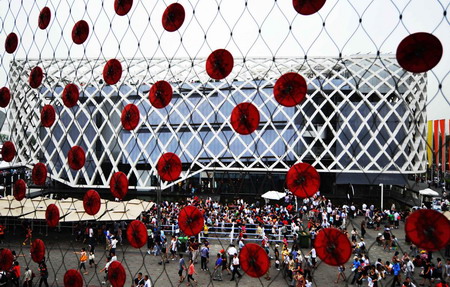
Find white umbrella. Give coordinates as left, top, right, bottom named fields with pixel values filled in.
left=419, top=188, right=440, bottom=197
left=261, top=190, right=287, bottom=200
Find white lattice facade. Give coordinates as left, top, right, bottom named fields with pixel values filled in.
left=7, top=56, right=427, bottom=189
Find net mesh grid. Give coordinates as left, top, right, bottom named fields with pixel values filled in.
left=0, top=0, right=449, bottom=286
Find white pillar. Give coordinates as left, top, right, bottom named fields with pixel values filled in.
left=379, top=183, right=384, bottom=211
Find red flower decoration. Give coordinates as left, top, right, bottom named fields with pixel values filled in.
left=286, top=162, right=320, bottom=198
left=72, top=20, right=89, bottom=45
left=32, top=163, right=47, bottom=186
left=29, top=66, right=43, bottom=89
left=157, top=152, right=182, bottom=182
left=62, top=84, right=79, bottom=108
left=64, top=269, right=83, bottom=287
left=114, top=0, right=133, bottom=16
left=103, top=59, right=122, bottom=85
left=68, top=146, right=85, bottom=170
left=162, top=3, right=185, bottom=32
left=5, top=33, right=18, bottom=54
left=30, top=239, right=45, bottom=263
left=148, top=81, right=173, bottom=109
left=274, top=72, right=307, bottom=107
left=110, top=172, right=128, bottom=200
left=0, top=87, right=11, bottom=108
left=293, top=0, right=326, bottom=15
left=41, top=105, right=56, bottom=127
left=38, top=7, right=51, bottom=30
left=108, top=261, right=126, bottom=287
left=83, top=189, right=101, bottom=216
left=206, top=49, right=234, bottom=80
left=396, top=32, right=443, bottom=73
left=239, top=243, right=270, bottom=278
left=405, top=209, right=450, bottom=251
left=230, top=103, right=260, bottom=135
left=0, top=248, right=14, bottom=271
left=314, top=228, right=352, bottom=266
left=45, top=204, right=60, bottom=228
left=121, top=104, right=140, bottom=130
left=178, top=205, right=204, bottom=236
left=13, top=179, right=27, bottom=201
left=1, top=141, right=16, bottom=162
left=126, top=220, right=147, bottom=248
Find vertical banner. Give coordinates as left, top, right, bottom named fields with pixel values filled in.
left=427, top=121, right=433, bottom=167
left=434, top=120, right=439, bottom=169
left=440, top=119, right=446, bottom=172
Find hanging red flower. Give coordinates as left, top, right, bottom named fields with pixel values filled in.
left=4, top=32, right=18, bottom=54
left=13, top=179, right=27, bottom=201
left=29, top=66, right=44, bottom=89
left=121, top=104, right=140, bottom=130
left=286, top=162, right=320, bottom=198
left=114, top=0, right=133, bottom=16
left=396, top=32, right=443, bottom=73
left=239, top=243, right=270, bottom=278
left=45, top=204, right=60, bottom=228
left=162, top=3, right=185, bottom=32
left=405, top=209, right=450, bottom=251
left=157, top=152, right=182, bottom=182
left=72, top=20, right=89, bottom=45
left=126, top=220, right=147, bottom=248
left=83, top=189, right=101, bottom=216
left=62, top=83, right=79, bottom=108
left=230, top=102, right=260, bottom=135
left=30, top=239, right=45, bottom=263
left=178, top=205, right=204, bottom=236
left=0, top=248, right=14, bottom=271
left=41, top=105, right=56, bottom=127
left=32, top=163, right=47, bottom=186
left=206, top=49, right=234, bottom=80
left=274, top=72, right=307, bottom=107
left=1, top=141, right=16, bottom=162
left=63, top=269, right=83, bottom=287
left=67, top=146, right=85, bottom=170
left=293, top=0, right=326, bottom=15
left=108, top=261, right=126, bottom=287
left=38, top=7, right=51, bottom=30
left=110, top=172, right=128, bottom=200
left=0, top=87, right=11, bottom=108
left=148, top=81, right=172, bottom=109
left=103, top=59, right=122, bottom=85
left=314, top=227, right=352, bottom=266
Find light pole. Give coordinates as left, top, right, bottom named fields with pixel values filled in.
left=379, top=183, right=384, bottom=211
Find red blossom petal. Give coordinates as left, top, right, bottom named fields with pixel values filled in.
left=239, top=243, right=270, bottom=277
left=72, top=20, right=89, bottom=45
left=206, top=49, right=234, bottom=80
left=230, top=103, right=260, bottom=135
left=110, top=172, right=128, bottom=200
left=126, top=220, right=147, bottom=248
left=178, top=206, right=204, bottom=236
left=68, top=146, right=86, bottom=170
left=157, top=152, right=182, bottom=182
left=274, top=72, right=307, bottom=107
left=314, top=228, right=352, bottom=266
left=83, top=189, right=101, bottom=216
left=293, top=0, right=326, bottom=15
left=38, top=7, right=51, bottom=30
left=162, top=3, right=185, bottom=32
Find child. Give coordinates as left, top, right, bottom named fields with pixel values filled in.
left=275, top=260, right=280, bottom=270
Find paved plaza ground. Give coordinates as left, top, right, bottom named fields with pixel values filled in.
left=1, top=216, right=447, bottom=287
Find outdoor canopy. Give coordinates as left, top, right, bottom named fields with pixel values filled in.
left=261, top=190, right=287, bottom=200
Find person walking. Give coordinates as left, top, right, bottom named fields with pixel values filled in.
left=10, top=261, right=20, bottom=287
left=187, top=259, right=198, bottom=286
left=230, top=253, right=242, bottom=281
left=335, top=265, right=346, bottom=283
left=143, top=275, right=152, bottom=287
left=23, top=267, right=33, bottom=287
left=178, top=254, right=186, bottom=283
left=200, top=243, right=209, bottom=271
left=22, top=226, right=32, bottom=246
left=98, top=256, right=112, bottom=285
left=212, top=253, right=223, bottom=281
left=38, top=259, right=49, bottom=287
left=74, top=248, right=89, bottom=275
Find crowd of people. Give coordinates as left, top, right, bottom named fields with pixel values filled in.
left=0, top=191, right=449, bottom=287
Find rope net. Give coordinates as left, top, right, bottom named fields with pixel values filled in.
left=0, top=0, right=449, bottom=286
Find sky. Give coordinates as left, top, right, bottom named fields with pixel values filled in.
left=0, top=0, right=449, bottom=120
